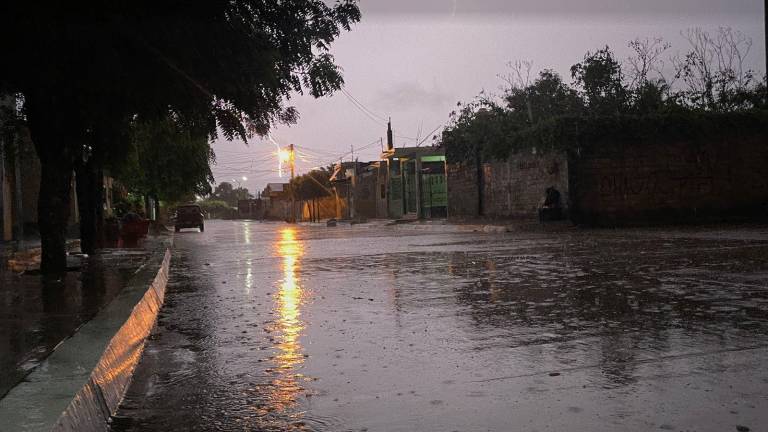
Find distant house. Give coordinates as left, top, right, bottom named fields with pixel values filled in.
left=323, top=123, right=448, bottom=222
left=237, top=199, right=263, bottom=219
left=329, top=161, right=378, bottom=220
left=264, top=182, right=288, bottom=197
left=262, top=183, right=291, bottom=220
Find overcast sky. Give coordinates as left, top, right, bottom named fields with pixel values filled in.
left=212, top=0, right=766, bottom=193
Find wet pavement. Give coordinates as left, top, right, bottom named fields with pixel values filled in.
left=112, top=220, right=768, bottom=431
left=0, top=246, right=151, bottom=398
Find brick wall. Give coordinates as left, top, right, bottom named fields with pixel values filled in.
left=570, top=135, right=768, bottom=225
left=447, top=151, right=568, bottom=220
left=482, top=151, right=569, bottom=219
left=446, top=161, right=479, bottom=218
left=354, top=171, right=378, bottom=219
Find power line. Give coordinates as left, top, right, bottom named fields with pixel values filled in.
left=416, top=124, right=444, bottom=147
left=292, top=138, right=382, bottom=173
left=292, top=144, right=342, bottom=157
left=339, top=87, right=388, bottom=126
left=340, top=88, right=388, bottom=122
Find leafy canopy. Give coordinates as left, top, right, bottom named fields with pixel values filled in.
left=211, top=182, right=253, bottom=207
left=291, top=167, right=334, bottom=201
left=115, top=117, right=215, bottom=202
left=441, top=30, right=766, bottom=163
left=1, top=0, right=362, bottom=146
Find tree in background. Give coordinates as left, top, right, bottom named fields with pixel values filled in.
left=1, top=0, right=361, bottom=273
left=196, top=199, right=234, bottom=220
left=210, top=182, right=253, bottom=207
left=673, top=27, right=765, bottom=111
left=290, top=167, right=333, bottom=222
left=570, top=46, right=629, bottom=116
left=115, top=117, right=215, bottom=215
left=503, top=67, right=584, bottom=125
left=442, top=28, right=766, bottom=163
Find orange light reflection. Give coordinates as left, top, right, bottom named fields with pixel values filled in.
left=266, top=227, right=306, bottom=413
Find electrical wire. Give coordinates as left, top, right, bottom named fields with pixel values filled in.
left=339, top=87, right=388, bottom=126
left=415, top=124, right=444, bottom=147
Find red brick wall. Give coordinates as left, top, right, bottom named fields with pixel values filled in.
left=447, top=151, right=568, bottom=220
left=570, top=135, right=768, bottom=225
left=446, top=161, right=479, bottom=218
left=482, top=151, right=569, bottom=219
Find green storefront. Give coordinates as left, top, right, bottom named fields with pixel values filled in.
left=383, top=148, right=446, bottom=219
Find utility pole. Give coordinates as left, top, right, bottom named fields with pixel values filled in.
left=289, top=143, right=295, bottom=223
left=289, top=143, right=295, bottom=180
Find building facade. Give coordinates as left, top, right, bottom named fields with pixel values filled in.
left=379, top=146, right=447, bottom=220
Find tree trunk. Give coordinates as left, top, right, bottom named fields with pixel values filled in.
left=144, top=195, right=152, bottom=219
left=75, top=161, right=104, bottom=255
left=154, top=196, right=161, bottom=223
left=75, top=163, right=93, bottom=254
left=27, top=94, right=79, bottom=275
left=38, top=154, right=74, bottom=274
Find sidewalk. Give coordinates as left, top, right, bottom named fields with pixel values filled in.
left=0, top=235, right=168, bottom=400
left=370, top=218, right=574, bottom=234
left=2, top=240, right=82, bottom=273
left=294, top=217, right=576, bottom=233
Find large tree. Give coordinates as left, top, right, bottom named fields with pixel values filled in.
left=0, top=1, right=360, bottom=273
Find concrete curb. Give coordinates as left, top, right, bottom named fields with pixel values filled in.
left=0, top=239, right=172, bottom=432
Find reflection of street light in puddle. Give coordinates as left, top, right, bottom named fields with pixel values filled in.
left=265, top=226, right=306, bottom=414
left=277, top=227, right=302, bottom=366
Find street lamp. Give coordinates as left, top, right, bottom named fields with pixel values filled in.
left=233, top=176, right=249, bottom=203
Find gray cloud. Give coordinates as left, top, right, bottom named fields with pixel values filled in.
left=360, top=0, right=762, bottom=16
left=376, top=81, right=453, bottom=111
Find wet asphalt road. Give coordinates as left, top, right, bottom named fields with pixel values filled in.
left=111, top=220, right=768, bottom=432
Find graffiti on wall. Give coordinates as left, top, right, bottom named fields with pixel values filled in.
left=598, top=172, right=718, bottom=199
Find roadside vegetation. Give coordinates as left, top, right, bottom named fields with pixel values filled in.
left=442, top=28, right=767, bottom=162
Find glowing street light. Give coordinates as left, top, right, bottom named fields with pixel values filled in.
left=277, top=146, right=294, bottom=178
left=278, top=149, right=292, bottom=163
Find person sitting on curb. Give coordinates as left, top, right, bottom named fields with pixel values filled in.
left=538, top=187, right=562, bottom=222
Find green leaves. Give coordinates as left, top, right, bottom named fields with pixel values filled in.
left=290, top=167, right=333, bottom=201
left=117, top=116, right=215, bottom=202
left=571, top=46, right=628, bottom=116
left=441, top=40, right=767, bottom=164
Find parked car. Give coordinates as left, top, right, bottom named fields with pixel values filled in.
left=174, top=204, right=205, bottom=232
